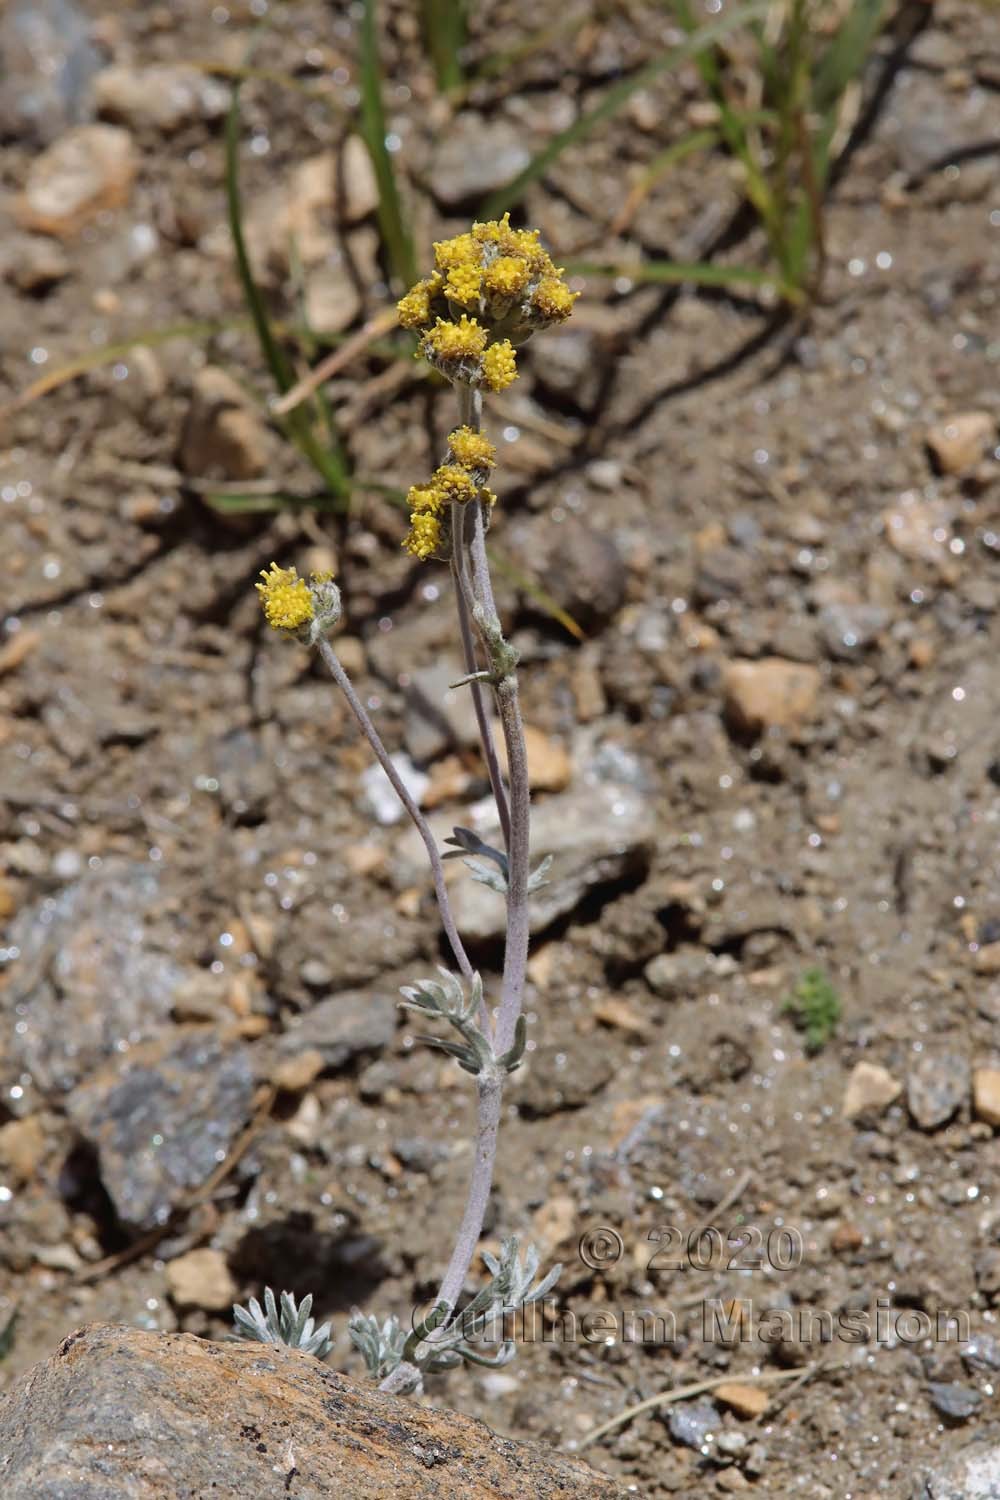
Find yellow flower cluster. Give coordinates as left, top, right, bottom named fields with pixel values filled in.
left=256, top=564, right=315, bottom=631
left=447, top=425, right=496, bottom=470
left=256, top=564, right=341, bottom=634
left=396, top=214, right=577, bottom=393
left=402, top=426, right=498, bottom=560
left=482, top=342, right=517, bottom=393
left=395, top=220, right=579, bottom=560
left=421, top=315, right=488, bottom=361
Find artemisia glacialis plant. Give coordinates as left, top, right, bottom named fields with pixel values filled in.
left=235, top=216, right=577, bottom=1396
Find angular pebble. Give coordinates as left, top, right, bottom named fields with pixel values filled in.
left=165, top=1247, right=238, bottom=1312
left=666, top=1399, right=720, bottom=1449
left=429, top=115, right=530, bottom=206
left=843, top=1061, right=902, bottom=1120
left=723, top=658, right=821, bottom=736
left=926, top=411, right=995, bottom=475
left=973, top=1068, right=1000, bottom=1127
left=906, top=1053, right=968, bottom=1130
left=927, top=1382, right=983, bottom=1422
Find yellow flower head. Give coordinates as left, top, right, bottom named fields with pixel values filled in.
left=431, top=463, right=479, bottom=504
left=256, top=564, right=315, bottom=632
left=403, top=512, right=442, bottom=560
left=444, top=262, right=482, bottom=308
left=396, top=273, right=442, bottom=330
left=421, top=315, right=488, bottom=361
left=481, top=340, right=518, bottom=392
left=483, top=255, right=530, bottom=301
left=447, top=426, right=496, bottom=472
left=532, top=274, right=578, bottom=322
left=407, top=482, right=444, bottom=515
left=472, top=213, right=520, bottom=254
left=433, top=232, right=479, bottom=272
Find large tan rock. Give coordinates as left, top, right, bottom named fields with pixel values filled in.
left=0, top=1324, right=623, bottom=1499
left=723, top=658, right=821, bottom=736
left=17, top=125, right=136, bottom=238
left=94, top=64, right=229, bottom=134
left=926, top=411, right=994, bottom=475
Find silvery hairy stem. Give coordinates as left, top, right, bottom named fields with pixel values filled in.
left=458, top=388, right=531, bottom=1059
left=314, top=638, right=474, bottom=988
left=412, top=382, right=534, bottom=1354
left=452, top=384, right=511, bottom=850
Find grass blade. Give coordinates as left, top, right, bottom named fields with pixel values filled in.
left=204, top=491, right=339, bottom=514
left=812, top=0, right=888, bottom=118
left=3, top=319, right=241, bottom=414
left=420, top=0, right=465, bottom=94
left=225, top=80, right=351, bottom=504
left=0, top=1306, right=18, bottom=1363
left=488, top=548, right=584, bottom=641
left=225, top=84, right=294, bottom=394
left=479, top=0, right=772, bottom=219
left=359, top=0, right=417, bottom=289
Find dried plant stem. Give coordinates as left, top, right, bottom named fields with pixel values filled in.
left=314, top=638, right=473, bottom=986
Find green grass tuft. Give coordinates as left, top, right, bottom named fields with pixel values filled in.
left=783, top=967, right=842, bottom=1053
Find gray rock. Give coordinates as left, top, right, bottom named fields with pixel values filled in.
left=530, top=330, right=602, bottom=410
left=392, top=1136, right=447, bottom=1172
left=644, top=949, right=710, bottom=1000
left=279, top=990, right=397, bottom=1069
left=67, top=1032, right=255, bottom=1232
left=666, top=1398, right=720, bottom=1449
left=819, top=601, right=889, bottom=659
left=214, top=728, right=277, bottom=823
left=928, top=1382, right=984, bottom=1422
left=0, top=0, right=100, bottom=143
left=694, top=545, right=756, bottom=606
left=0, top=862, right=189, bottom=1102
left=447, top=782, right=652, bottom=942
left=94, top=63, right=229, bottom=133
left=913, top=1436, right=1000, bottom=1499
left=429, top=115, right=530, bottom=206
left=963, top=1334, right=1000, bottom=1373
left=403, top=659, right=480, bottom=763
left=286, top=908, right=422, bottom=993
left=0, top=1324, right=623, bottom=1499
left=907, top=1053, right=969, bottom=1130
left=541, top=523, right=627, bottom=631
left=514, top=1039, right=614, bottom=1118
left=2, top=232, right=70, bottom=291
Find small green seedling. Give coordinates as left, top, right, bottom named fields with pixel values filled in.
left=783, top=966, right=841, bottom=1053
